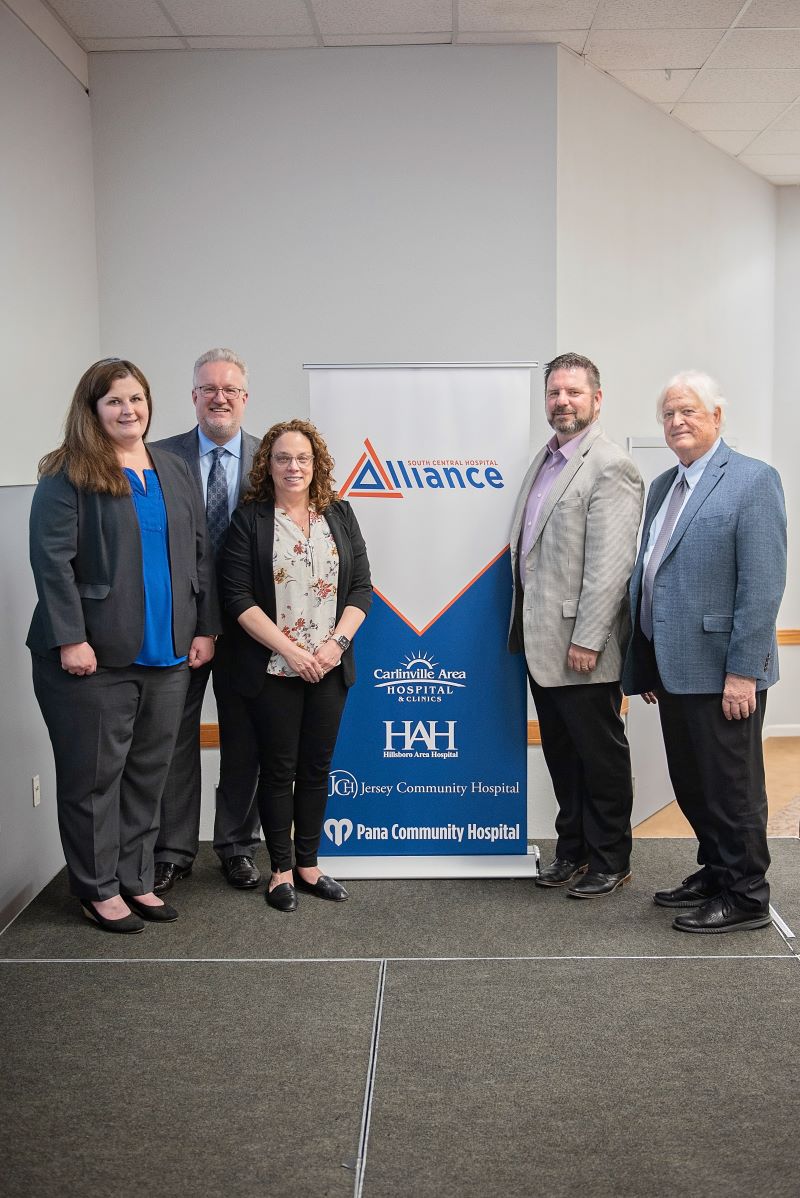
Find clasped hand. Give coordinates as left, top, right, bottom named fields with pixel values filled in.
left=283, top=639, right=342, bottom=682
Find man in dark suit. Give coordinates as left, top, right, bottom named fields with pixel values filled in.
left=153, top=348, right=262, bottom=893
left=623, top=370, right=786, bottom=934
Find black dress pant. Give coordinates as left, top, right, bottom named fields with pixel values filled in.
left=528, top=675, right=633, bottom=874
left=32, top=654, right=189, bottom=900
left=246, top=669, right=348, bottom=872
left=656, top=688, right=770, bottom=910
left=155, top=634, right=261, bottom=867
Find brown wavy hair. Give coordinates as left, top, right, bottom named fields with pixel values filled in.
left=38, top=358, right=153, bottom=496
left=244, top=419, right=337, bottom=511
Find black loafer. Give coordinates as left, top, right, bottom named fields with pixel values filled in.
left=126, top=896, right=179, bottom=922
left=567, top=869, right=632, bottom=898
left=294, top=872, right=349, bottom=902
left=80, top=901, right=144, bottom=934
left=673, top=895, right=771, bottom=934
left=266, top=883, right=298, bottom=913
left=153, top=861, right=192, bottom=895
left=535, top=857, right=589, bottom=888
left=653, top=877, right=720, bottom=908
left=221, top=855, right=261, bottom=889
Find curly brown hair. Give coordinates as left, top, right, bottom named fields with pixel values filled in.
left=38, top=358, right=153, bottom=496
left=244, top=419, right=338, bottom=511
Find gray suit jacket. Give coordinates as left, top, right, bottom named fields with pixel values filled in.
left=622, top=440, right=786, bottom=696
left=27, top=446, right=220, bottom=666
left=152, top=426, right=260, bottom=508
left=508, top=423, right=644, bottom=687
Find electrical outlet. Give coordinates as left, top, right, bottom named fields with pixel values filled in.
left=32, top=775, right=41, bottom=807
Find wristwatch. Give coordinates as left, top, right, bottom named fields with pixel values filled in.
left=332, top=634, right=351, bottom=651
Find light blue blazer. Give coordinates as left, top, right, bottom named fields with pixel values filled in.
left=622, top=440, right=786, bottom=696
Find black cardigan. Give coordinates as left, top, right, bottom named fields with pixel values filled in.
left=220, top=499, right=372, bottom=697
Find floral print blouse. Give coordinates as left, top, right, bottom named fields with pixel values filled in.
left=267, top=507, right=340, bottom=677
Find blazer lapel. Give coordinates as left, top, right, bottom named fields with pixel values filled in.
left=528, top=423, right=603, bottom=546
left=659, top=441, right=729, bottom=567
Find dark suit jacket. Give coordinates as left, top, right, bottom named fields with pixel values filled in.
left=220, top=499, right=372, bottom=696
left=27, top=446, right=220, bottom=666
left=151, top=427, right=260, bottom=507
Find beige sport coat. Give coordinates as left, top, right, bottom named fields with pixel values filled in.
left=508, top=422, right=643, bottom=687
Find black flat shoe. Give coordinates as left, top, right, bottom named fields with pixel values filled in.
left=266, top=883, right=298, bottom=913
left=80, top=901, right=144, bottom=934
left=294, top=872, right=349, bottom=902
left=126, top=896, right=179, bottom=922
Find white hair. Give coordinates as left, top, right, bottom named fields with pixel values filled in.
left=193, top=347, right=249, bottom=389
left=657, top=370, right=727, bottom=428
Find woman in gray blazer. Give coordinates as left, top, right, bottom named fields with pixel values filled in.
left=28, top=358, right=220, bottom=933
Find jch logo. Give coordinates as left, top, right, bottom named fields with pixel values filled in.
left=328, top=769, right=358, bottom=800
left=383, top=721, right=457, bottom=751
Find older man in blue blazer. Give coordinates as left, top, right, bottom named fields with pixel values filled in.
left=623, top=371, right=786, bottom=934
left=152, top=348, right=263, bottom=894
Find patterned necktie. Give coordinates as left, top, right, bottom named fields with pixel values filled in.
left=640, top=474, right=688, bottom=641
left=206, top=447, right=229, bottom=558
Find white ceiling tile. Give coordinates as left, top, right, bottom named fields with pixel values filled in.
left=745, top=128, right=800, bottom=152
left=585, top=29, right=725, bottom=69
left=311, top=1, right=451, bottom=35
left=593, top=1, right=744, bottom=30
left=186, top=36, right=320, bottom=49
left=739, top=153, right=800, bottom=171
left=46, top=0, right=175, bottom=38
left=323, top=32, right=452, bottom=44
left=771, top=102, right=800, bottom=129
left=708, top=28, right=800, bottom=68
left=739, top=1, right=800, bottom=27
left=682, top=68, right=800, bottom=101
left=609, top=68, right=697, bottom=101
left=671, top=101, right=787, bottom=129
left=458, top=1, right=597, bottom=33
left=456, top=30, right=587, bottom=50
left=161, top=0, right=313, bottom=37
left=82, top=37, right=186, bottom=51
left=699, top=130, right=758, bottom=153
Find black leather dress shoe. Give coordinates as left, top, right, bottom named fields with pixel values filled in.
left=221, top=855, right=261, bottom=889
left=535, top=857, right=589, bottom=888
left=80, top=901, right=144, bottom=934
left=153, top=862, right=192, bottom=895
left=266, top=883, right=298, bottom=912
left=294, top=872, right=349, bottom=902
left=653, top=876, right=720, bottom=908
left=567, top=869, right=632, bottom=898
left=126, top=896, right=179, bottom=922
left=672, top=894, right=771, bottom=934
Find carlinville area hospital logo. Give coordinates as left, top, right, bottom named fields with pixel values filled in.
left=373, top=653, right=467, bottom=703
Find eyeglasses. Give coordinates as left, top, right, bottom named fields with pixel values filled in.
left=195, top=385, right=246, bottom=400
left=272, top=453, right=314, bottom=466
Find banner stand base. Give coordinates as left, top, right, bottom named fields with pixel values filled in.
left=318, top=847, right=540, bottom=880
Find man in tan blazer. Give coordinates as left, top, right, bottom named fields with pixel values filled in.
left=509, top=352, right=644, bottom=897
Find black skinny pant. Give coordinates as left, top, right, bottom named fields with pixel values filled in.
left=246, top=669, right=348, bottom=872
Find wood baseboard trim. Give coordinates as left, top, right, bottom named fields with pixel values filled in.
left=778, top=629, right=800, bottom=645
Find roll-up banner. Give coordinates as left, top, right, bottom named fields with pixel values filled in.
left=308, top=364, right=536, bottom=877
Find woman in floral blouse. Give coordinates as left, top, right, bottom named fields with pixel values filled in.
left=221, top=419, right=372, bottom=911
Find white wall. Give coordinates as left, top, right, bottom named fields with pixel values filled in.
left=89, top=45, right=558, bottom=439
left=0, top=3, right=98, bottom=927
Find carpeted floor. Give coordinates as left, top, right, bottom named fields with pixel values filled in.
left=1, top=840, right=798, bottom=1197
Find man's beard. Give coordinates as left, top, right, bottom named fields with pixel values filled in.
left=549, top=411, right=592, bottom=436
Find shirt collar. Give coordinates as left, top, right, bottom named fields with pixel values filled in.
left=678, top=436, right=721, bottom=489
left=546, top=424, right=592, bottom=463
left=197, top=427, right=243, bottom=459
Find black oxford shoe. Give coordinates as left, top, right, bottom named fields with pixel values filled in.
left=567, top=869, right=632, bottom=898
left=672, top=895, right=771, bottom=934
left=294, top=872, right=349, bottom=902
left=221, top=855, right=261, bottom=889
left=535, top=857, right=589, bottom=887
left=153, top=861, right=192, bottom=895
left=653, top=877, right=720, bottom=908
left=266, top=883, right=298, bottom=913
